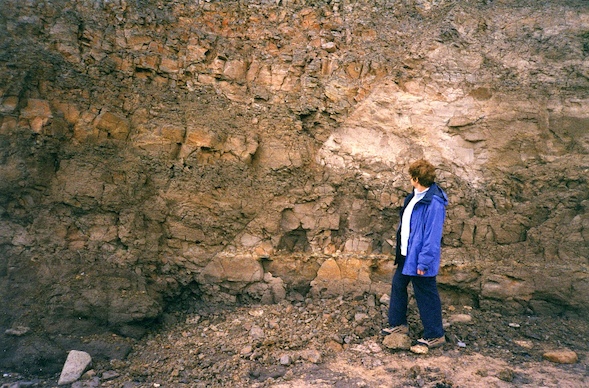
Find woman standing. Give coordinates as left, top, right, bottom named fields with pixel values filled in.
left=383, top=159, right=448, bottom=348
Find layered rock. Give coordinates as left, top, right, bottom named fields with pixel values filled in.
left=0, top=0, right=588, bottom=374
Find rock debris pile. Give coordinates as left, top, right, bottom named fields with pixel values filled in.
left=2, top=295, right=588, bottom=387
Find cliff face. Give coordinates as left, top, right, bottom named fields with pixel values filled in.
left=0, top=0, right=588, bottom=374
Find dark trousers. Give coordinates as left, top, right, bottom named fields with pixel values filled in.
left=388, top=262, right=444, bottom=339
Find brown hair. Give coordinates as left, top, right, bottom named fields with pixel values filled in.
left=409, top=159, right=436, bottom=187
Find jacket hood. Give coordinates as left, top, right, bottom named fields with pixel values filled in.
left=416, top=182, right=448, bottom=206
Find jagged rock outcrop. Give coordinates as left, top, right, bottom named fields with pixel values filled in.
left=0, top=0, right=588, bottom=375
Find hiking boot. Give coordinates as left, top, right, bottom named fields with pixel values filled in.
left=381, top=325, right=409, bottom=336
left=416, top=336, right=446, bottom=348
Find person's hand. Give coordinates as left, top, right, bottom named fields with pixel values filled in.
left=417, top=269, right=425, bottom=276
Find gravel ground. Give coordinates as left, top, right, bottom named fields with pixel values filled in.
left=2, top=295, right=589, bottom=387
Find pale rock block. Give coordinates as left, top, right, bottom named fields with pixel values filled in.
left=197, top=74, right=216, bottom=84
left=271, top=65, right=290, bottom=90
left=447, top=115, right=478, bottom=128
left=184, top=126, right=219, bottom=148
left=315, top=258, right=341, bottom=281
left=543, top=349, right=578, bottom=364
left=340, top=257, right=372, bottom=284
left=254, top=241, right=274, bottom=258
left=321, top=41, right=337, bottom=53
left=382, top=333, right=411, bottom=350
left=311, top=257, right=372, bottom=296
left=280, top=209, right=301, bottom=231
left=293, top=202, right=317, bottom=230
left=223, top=134, right=259, bottom=162
left=256, top=65, right=273, bottom=86
left=94, top=110, right=130, bottom=140
left=410, top=344, right=429, bottom=354
left=255, top=140, right=303, bottom=170
left=58, top=350, right=92, bottom=385
left=167, top=221, right=206, bottom=243
left=241, top=233, right=262, bottom=248
left=249, top=325, right=264, bottom=340
left=344, top=236, right=372, bottom=252
left=481, top=274, right=533, bottom=301
left=246, top=61, right=261, bottom=82
left=223, top=59, right=248, bottom=81
left=186, top=43, right=208, bottom=63
left=202, top=255, right=264, bottom=284
left=217, top=81, right=252, bottom=103
left=317, top=212, right=340, bottom=230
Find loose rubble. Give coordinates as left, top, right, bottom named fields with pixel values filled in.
left=1, top=295, right=588, bottom=387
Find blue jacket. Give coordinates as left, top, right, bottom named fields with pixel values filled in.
left=395, top=183, right=448, bottom=277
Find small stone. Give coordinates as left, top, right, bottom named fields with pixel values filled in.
left=508, top=322, right=520, bottom=328
left=4, top=326, right=30, bottom=336
left=249, top=325, right=265, bottom=340
left=407, top=365, right=421, bottom=378
left=330, top=334, right=344, bottom=344
left=81, top=369, right=96, bottom=379
left=410, top=344, right=429, bottom=354
left=240, top=345, right=253, bottom=356
left=543, top=349, right=578, bottom=364
left=382, top=333, right=411, bottom=350
left=354, top=313, right=368, bottom=322
left=449, top=314, right=472, bottom=324
left=249, top=309, right=264, bottom=317
left=321, top=41, right=337, bottom=52
left=58, top=350, right=92, bottom=385
left=367, top=341, right=382, bottom=353
left=326, top=340, right=344, bottom=352
left=354, top=325, right=370, bottom=337
left=514, top=340, right=533, bottom=349
left=379, top=294, right=390, bottom=305
left=497, top=368, right=515, bottom=382
left=186, top=315, right=200, bottom=324
left=252, top=365, right=287, bottom=381
left=350, top=344, right=370, bottom=353
left=476, top=369, right=488, bottom=377
left=101, top=370, right=119, bottom=380
left=279, top=355, right=291, bottom=365
left=300, top=349, right=322, bottom=364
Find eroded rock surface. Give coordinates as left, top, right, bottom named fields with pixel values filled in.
left=0, top=0, right=588, bottom=375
